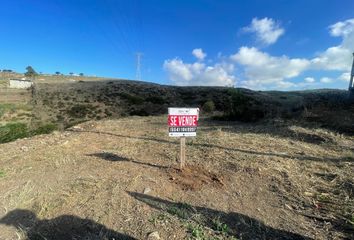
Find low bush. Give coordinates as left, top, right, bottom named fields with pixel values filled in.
left=31, top=123, right=58, bottom=135
left=202, top=100, right=215, bottom=113
left=217, top=89, right=264, bottom=122
left=0, top=123, right=29, bottom=143
left=0, top=122, right=58, bottom=144
left=67, top=104, right=95, bottom=118
left=146, top=96, right=166, bottom=104
left=119, top=92, right=144, bottom=105
left=130, top=109, right=149, bottom=116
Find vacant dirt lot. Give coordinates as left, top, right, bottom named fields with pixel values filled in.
left=0, top=116, right=353, bottom=239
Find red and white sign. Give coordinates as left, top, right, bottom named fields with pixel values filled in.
left=168, top=108, right=199, bottom=137
left=168, top=115, right=198, bottom=127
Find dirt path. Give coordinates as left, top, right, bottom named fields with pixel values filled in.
left=0, top=116, right=353, bottom=239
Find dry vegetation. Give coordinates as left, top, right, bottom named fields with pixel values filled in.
left=0, top=116, right=353, bottom=239
left=0, top=77, right=353, bottom=239
left=0, top=104, right=33, bottom=124
left=0, top=88, right=31, bottom=104
left=30, top=80, right=354, bottom=133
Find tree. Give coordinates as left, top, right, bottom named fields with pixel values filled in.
left=24, top=66, right=38, bottom=78
left=55, top=71, right=60, bottom=75
left=202, top=100, right=215, bottom=113
left=69, top=72, right=73, bottom=76
left=79, top=73, right=84, bottom=76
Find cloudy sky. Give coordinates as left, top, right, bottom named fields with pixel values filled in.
left=0, top=0, right=353, bottom=90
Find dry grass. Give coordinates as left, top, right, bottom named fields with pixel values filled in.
left=0, top=103, right=32, bottom=124
left=0, top=116, right=353, bottom=239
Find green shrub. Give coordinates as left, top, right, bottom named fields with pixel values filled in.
left=218, top=89, right=264, bottom=122
left=119, top=92, right=144, bottom=105
left=186, top=223, right=205, bottom=239
left=105, top=109, right=113, bottom=117
left=0, top=123, right=29, bottom=143
left=0, top=122, right=58, bottom=144
left=202, top=100, right=215, bottom=113
left=31, top=123, right=58, bottom=135
left=130, top=109, right=149, bottom=116
left=212, top=217, right=229, bottom=234
left=226, top=89, right=249, bottom=116
left=67, top=104, right=95, bottom=118
left=146, top=96, right=165, bottom=104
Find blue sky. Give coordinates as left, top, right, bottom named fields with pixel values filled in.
left=0, top=0, right=353, bottom=90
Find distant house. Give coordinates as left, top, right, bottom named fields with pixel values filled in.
left=9, top=79, right=33, bottom=89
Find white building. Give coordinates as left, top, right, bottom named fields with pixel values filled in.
left=9, top=79, right=33, bottom=89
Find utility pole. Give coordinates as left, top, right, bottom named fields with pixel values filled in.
left=135, top=52, right=143, bottom=81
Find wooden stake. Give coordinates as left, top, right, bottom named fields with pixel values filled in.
left=180, top=137, right=186, bottom=170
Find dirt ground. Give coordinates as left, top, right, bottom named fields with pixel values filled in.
left=0, top=116, right=353, bottom=240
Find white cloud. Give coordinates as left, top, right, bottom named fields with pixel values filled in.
left=276, top=81, right=296, bottom=89
left=243, top=17, right=284, bottom=45
left=231, top=47, right=310, bottom=88
left=192, top=48, right=207, bottom=61
left=311, top=46, right=352, bottom=71
left=320, top=77, right=333, bottom=83
left=163, top=18, right=354, bottom=90
left=311, top=18, right=354, bottom=71
left=304, top=77, right=315, bottom=83
left=338, top=72, right=350, bottom=82
left=329, top=18, right=354, bottom=37
left=231, top=19, right=354, bottom=89
left=163, top=57, right=235, bottom=86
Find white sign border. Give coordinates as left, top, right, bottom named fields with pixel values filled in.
left=168, top=107, right=199, bottom=137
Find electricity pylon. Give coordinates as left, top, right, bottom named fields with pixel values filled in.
left=349, top=52, right=354, bottom=91
left=135, top=52, right=143, bottom=81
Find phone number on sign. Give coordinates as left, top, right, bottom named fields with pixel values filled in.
left=169, top=127, right=197, bottom=132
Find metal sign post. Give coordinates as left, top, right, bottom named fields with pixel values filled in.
left=180, top=137, right=186, bottom=169
left=168, top=108, right=199, bottom=170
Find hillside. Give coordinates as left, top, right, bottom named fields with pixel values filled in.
left=31, top=80, right=354, bottom=134
left=0, top=116, right=353, bottom=239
